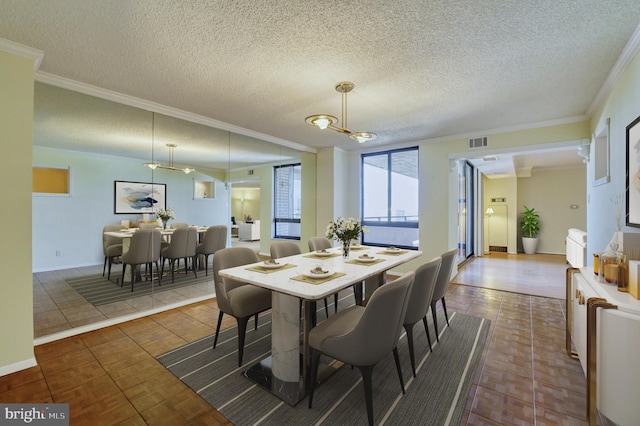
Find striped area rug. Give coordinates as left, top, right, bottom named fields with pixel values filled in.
left=65, top=267, right=214, bottom=306
left=157, top=292, right=489, bottom=425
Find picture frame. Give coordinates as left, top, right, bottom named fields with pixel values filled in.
left=114, top=181, right=166, bottom=214
left=626, top=115, right=640, bottom=227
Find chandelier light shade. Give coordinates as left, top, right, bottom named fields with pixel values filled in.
left=305, top=81, right=377, bottom=143
left=143, top=113, right=195, bottom=174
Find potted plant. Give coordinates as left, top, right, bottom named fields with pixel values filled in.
left=519, top=205, right=540, bottom=254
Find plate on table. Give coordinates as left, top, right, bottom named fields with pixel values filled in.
left=384, top=247, right=402, bottom=253
left=356, top=255, right=376, bottom=263
left=261, top=261, right=285, bottom=270
left=304, top=269, right=333, bottom=279
left=314, top=250, right=333, bottom=257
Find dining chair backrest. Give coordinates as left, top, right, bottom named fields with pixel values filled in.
left=212, top=247, right=260, bottom=314
left=162, top=227, right=190, bottom=258
left=405, top=257, right=441, bottom=325
left=185, top=227, right=198, bottom=257
left=432, top=248, right=458, bottom=301
left=308, top=236, right=332, bottom=252
left=318, top=271, right=414, bottom=367
left=125, top=229, right=162, bottom=264
left=103, top=225, right=123, bottom=253
left=270, top=241, right=301, bottom=259
left=199, top=225, right=227, bottom=254
left=171, top=222, right=189, bottom=229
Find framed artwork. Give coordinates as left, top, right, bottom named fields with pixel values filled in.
left=114, top=181, right=166, bottom=214
left=626, top=115, right=640, bottom=227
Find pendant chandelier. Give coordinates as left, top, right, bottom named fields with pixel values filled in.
left=305, top=82, right=377, bottom=143
left=143, top=113, right=195, bottom=174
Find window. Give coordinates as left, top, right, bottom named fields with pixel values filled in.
left=273, top=163, right=301, bottom=239
left=361, top=147, right=419, bottom=248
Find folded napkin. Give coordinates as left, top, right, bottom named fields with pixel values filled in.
left=346, top=258, right=385, bottom=266
left=290, top=272, right=346, bottom=284
left=245, top=263, right=297, bottom=274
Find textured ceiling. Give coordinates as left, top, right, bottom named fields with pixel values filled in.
left=2, top=1, right=640, bottom=167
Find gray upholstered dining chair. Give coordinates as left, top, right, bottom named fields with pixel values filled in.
left=196, top=225, right=227, bottom=275
left=271, top=241, right=331, bottom=319
left=121, top=229, right=162, bottom=292
left=212, top=247, right=272, bottom=366
left=102, top=225, right=123, bottom=280
left=403, top=256, right=441, bottom=377
left=139, top=223, right=160, bottom=230
left=308, top=271, right=415, bottom=426
left=170, top=222, right=189, bottom=229
left=160, top=227, right=198, bottom=283
left=431, top=248, right=458, bottom=340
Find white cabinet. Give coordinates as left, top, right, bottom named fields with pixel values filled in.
left=568, top=268, right=640, bottom=425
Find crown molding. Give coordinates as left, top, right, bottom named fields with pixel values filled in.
left=34, top=71, right=317, bottom=155
left=587, top=22, right=640, bottom=118
left=0, top=37, right=43, bottom=70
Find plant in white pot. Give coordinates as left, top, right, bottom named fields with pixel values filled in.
left=519, top=205, right=540, bottom=254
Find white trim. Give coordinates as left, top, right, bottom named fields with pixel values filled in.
left=0, top=37, right=43, bottom=70
left=0, top=357, right=38, bottom=378
left=34, top=294, right=215, bottom=345
left=34, top=71, right=316, bottom=155
left=587, top=22, right=640, bottom=118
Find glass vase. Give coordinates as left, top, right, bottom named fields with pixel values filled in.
left=341, top=240, right=351, bottom=258
left=162, top=220, right=168, bottom=229
left=599, top=243, right=628, bottom=292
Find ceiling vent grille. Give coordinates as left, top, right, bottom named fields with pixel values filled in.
left=468, top=136, right=488, bottom=149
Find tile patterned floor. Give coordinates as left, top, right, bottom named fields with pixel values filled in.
left=5, top=254, right=592, bottom=425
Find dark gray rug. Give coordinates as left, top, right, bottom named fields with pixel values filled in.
left=66, top=266, right=214, bottom=306
left=157, top=292, right=489, bottom=425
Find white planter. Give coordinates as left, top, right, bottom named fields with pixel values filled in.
left=522, top=237, right=539, bottom=254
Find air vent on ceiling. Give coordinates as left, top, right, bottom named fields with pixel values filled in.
left=468, top=136, right=488, bottom=149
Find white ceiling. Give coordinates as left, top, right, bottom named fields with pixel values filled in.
left=2, top=1, right=640, bottom=172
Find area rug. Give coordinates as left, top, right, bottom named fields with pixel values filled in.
left=157, top=293, right=490, bottom=425
left=66, top=268, right=214, bottom=306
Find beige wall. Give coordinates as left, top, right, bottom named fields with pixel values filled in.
left=0, top=50, right=36, bottom=374
left=517, top=167, right=587, bottom=254
left=484, top=176, right=518, bottom=253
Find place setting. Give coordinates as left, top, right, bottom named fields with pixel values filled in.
left=291, top=265, right=346, bottom=284
left=304, top=248, right=341, bottom=259
left=377, top=246, right=408, bottom=256
left=346, top=252, right=385, bottom=266
left=246, top=259, right=297, bottom=274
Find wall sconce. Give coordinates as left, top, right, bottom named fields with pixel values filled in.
left=485, top=207, right=494, bottom=217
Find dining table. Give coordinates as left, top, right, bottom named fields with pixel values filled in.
left=104, top=226, right=209, bottom=281
left=218, top=245, right=422, bottom=405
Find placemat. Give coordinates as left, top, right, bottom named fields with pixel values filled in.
left=290, top=271, right=346, bottom=284
left=304, top=252, right=341, bottom=259
left=245, top=263, right=297, bottom=274
left=346, top=258, right=386, bottom=266
left=377, top=250, right=408, bottom=256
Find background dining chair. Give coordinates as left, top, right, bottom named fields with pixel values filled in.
left=121, top=229, right=162, bottom=292
left=431, top=248, right=458, bottom=340
left=308, top=271, right=415, bottom=426
left=160, top=227, right=198, bottom=283
left=139, top=223, right=159, bottom=230
left=212, top=247, right=272, bottom=366
left=102, top=224, right=123, bottom=280
left=196, top=225, right=227, bottom=275
left=170, top=222, right=189, bottom=229
left=403, top=256, right=441, bottom=377
left=271, top=241, right=331, bottom=319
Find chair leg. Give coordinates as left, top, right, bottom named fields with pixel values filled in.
left=237, top=316, right=250, bottom=367
left=356, top=365, right=376, bottom=426
left=120, top=263, right=126, bottom=287
left=254, top=313, right=259, bottom=330
left=442, top=297, right=450, bottom=326
left=103, top=256, right=108, bottom=277
left=192, top=255, right=198, bottom=278
left=171, top=258, right=175, bottom=283
left=431, top=301, right=439, bottom=342
left=203, top=254, right=210, bottom=276
left=393, top=347, right=406, bottom=393
left=161, top=257, right=166, bottom=276
left=155, top=261, right=162, bottom=286
left=403, top=324, right=416, bottom=377
left=107, top=257, right=113, bottom=280
left=422, top=316, right=433, bottom=352
left=323, top=298, right=330, bottom=318
left=213, top=311, right=224, bottom=348
left=334, top=293, right=339, bottom=313
left=308, top=348, right=322, bottom=409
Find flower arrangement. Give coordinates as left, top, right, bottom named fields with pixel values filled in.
left=155, top=207, right=175, bottom=228
left=326, top=216, right=368, bottom=257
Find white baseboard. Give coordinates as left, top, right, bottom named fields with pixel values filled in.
left=0, top=357, right=37, bottom=378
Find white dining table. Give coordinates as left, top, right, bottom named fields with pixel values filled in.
left=218, top=245, right=422, bottom=405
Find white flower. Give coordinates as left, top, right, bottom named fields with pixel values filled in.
left=325, top=216, right=365, bottom=243
left=155, top=207, right=176, bottom=221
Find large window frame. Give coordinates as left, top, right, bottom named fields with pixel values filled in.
left=273, top=163, right=302, bottom=240
left=361, top=147, right=419, bottom=249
